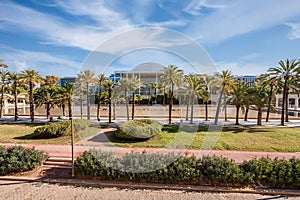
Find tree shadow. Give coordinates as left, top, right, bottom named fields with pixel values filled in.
left=221, top=126, right=272, bottom=134
left=0, top=122, right=48, bottom=127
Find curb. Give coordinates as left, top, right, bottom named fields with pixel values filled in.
left=0, top=176, right=300, bottom=196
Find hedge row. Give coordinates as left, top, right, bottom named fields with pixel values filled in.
left=114, top=119, right=162, bottom=141
left=74, top=150, right=300, bottom=189
left=30, top=119, right=91, bottom=139
left=0, top=146, right=47, bottom=175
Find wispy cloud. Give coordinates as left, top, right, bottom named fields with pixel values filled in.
left=186, top=0, right=300, bottom=44
left=286, top=23, right=300, bottom=40
left=184, top=0, right=225, bottom=15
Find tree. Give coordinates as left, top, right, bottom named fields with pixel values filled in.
left=62, top=82, right=74, bottom=119
left=199, top=76, right=212, bottom=121
left=230, top=80, right=246, bottom=125
left=0, top=70, right=9, bottom=118
left=104, top=79, right=114, bottom=123
left=96, top=74, right=106, bottom=122
left=184, top=74, right=202, bottom=124
left=268, top=59, right=300, bottom=126
left=160, top=65, right=183, bottom=124
left=8, top=72, right=23, bottom=121
left=77, top=70, right=96, bottom=120
left=117, top=78, right=131, bottom=120
left=19, top=69, right=44, bottom=122
left=152, top=82, right=160, bottom=104
left=34, top=87, right=58, bottom=119
left=213, top=70, right=235, bottom=124
left=43, top=75, right=60, bottom=87
left=130, top=76, right=143, bottom=120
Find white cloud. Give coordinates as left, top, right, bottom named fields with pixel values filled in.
left=184, top=0, right=225, bottom=15
left=286, top=23, right=300, bottom=40
left=215, top=61, right=268, bottom=76
left=186, top=0, right=300, bottom=44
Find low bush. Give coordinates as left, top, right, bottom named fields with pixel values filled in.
left=114, top=119, right=162, bottom=141
left=30, top=119, right=91, bottom=139
left=74, top=150, right=300, bottom=189
left=0, top=146, right=47, bottom=175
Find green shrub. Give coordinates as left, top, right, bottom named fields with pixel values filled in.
left=0, top=146, right=47, bottom=175
left=240, top=157, right=300, bottom=188
left=114, top=119, right=162, bottom=140
left=30, top=119, right=91, bottom=139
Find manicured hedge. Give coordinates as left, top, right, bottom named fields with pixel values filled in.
left=30, top=119, right=91, bottom=139
left=0, top=146, right=47, bottom=175
left=114, top=119, right=162, bottom=141
left=74, top=150, right=300, bottom=189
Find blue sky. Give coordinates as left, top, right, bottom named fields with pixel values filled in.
left=1, top=0, right=300, bottom=77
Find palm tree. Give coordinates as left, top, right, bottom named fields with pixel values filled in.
left=184, top=74, right=202, bottom=124
left=34, top=87, right=58, bottom=120
left=104, top=79, right=114, bottom=123
left=152, top=82, right=160, bottom=104
left=213, top=70, right=235, bottom=124
left=268, top=59, right=300, bottom=126
left=96, top=74, right=106, bottom=122
left=117, top=78, right=131, bottom=120
left=230, top=80, right=246, bottom=125
left=43, top=75, right=60, bottom=87
left=63, top=82, right=74, bottom=119
left=199, top=76, right=212, bottom=121
left=160, top=65, right=183, bottom=124
left=0, top=70, right=9, bottom=118
left=243, top=86, right=252, bottom=121
left=146, top=83, right=152, bottom=105
left=8, top=72, right=22, bottom=121
left=74, top=81, right=84, bottom=119
left=130, top=76, right=143, bottom=120
left=19, top=69, right=44, bottom=122
left=77, top=70, right=96, bottom=120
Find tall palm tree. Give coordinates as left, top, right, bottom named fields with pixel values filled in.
left=77, top=70, right=96, bottom=120
left=104, top=79, right=114, bottom=123
left=117, top=78, right=131, bottom=120
left=34, top=87, right=58, bottom=119
left=160, top=65, right=183, bottom=124
left=63, top=82, right=74, bottom=119
left=19, top=69, right=44, bottom=122
left=213, top=70, right=235, bottom=124
left=130, top=76, right=143, bottom=120
left=74, top=81, right=84, bottom=119
left=0, top=70, right=9, bottom=118
left=184, top=74, right=202, bottom=124
left=230, top=80, right=246, bottom=125
left=199, top=76, right=212, bottom=121
left=43, top=75, right=60, bottom=87
left=152, top=82, right=160, bottom=104
left=96, top=74, right=106, bottom=122
left=268, top=59, right=300, bottom=126
left=8, top=72, right=22, bottom=121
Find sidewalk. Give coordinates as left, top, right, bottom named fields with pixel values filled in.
left=1, top=143, right=299, bottom=164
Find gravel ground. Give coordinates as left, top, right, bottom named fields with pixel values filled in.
left=1, top=181, right=300, bottom=200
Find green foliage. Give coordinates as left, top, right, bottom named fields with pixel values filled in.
left=30, top=119, right=91, bottom=139
left=0, top=146, right=47, bottom=175
left=75, top=150, right=300, bottom=189
left=240, top=157, right=300, bottom=188
left=114, top=119, right=162, bottom=141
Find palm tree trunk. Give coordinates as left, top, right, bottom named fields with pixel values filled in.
left=205, top=101, right=208, bottom=121
left=29, top=82, right=34, bottom=122
left=214, top=83, right=224, bottom=125
left=62, top=104, right=65, bottom=116
left=86, top=83, right=90, bottom=120
left=132, top=92, right=135, bottom=120
left=168, top=86, right=173, bottom=124
left=244, top=106, right=249, bottom=121
left=224, top=93, right=227, bottom=122
left=281, top=80, right=287, bottom=126
left=235, top=105, right=240, bottom=125
left=257, top=108, right=262, bottom=125
left=0, top=82, right=5, bottom=118
left=163, top=91, right=165, bottom=106
left=108, top=90, right=112, bottom=123
left=97, top=90, right=101, bottom=121
left=285, top=88, right=289, bottom=122
left=266, top=86, right=273, bottom=122
left=113, top=102, right=116, bottom=120
left=125, top=89, right=129, bottom=120
left=190, top=94, right=194, bottom=124
left=186, top=95, right=189, bottom=121
left=46, top=103, right=50, bottom=119
left=68, top=98, right=72, bottom=120
left=14, top=84, right=18, bottom=121
left=148, top=88, right=150, bottom=105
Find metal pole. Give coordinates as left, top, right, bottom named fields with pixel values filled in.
left=71, top=117, right=75, bottom=177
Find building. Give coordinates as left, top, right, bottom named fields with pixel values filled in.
left=235, top=75, right=257, bottom=86
left=58, top=77, right=76, bottom=87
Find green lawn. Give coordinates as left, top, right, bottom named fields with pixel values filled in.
left=0, top=122, right=299, bottom=152
left=107, top=125, right=300, bottom=152
left=0, top=122, right=100, bottom=145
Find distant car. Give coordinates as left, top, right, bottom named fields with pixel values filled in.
left=57, top=115, right=67, bottom=120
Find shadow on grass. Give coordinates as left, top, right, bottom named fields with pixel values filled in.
left=0, top=122, right=48, bottom=127
left=221, top=126, right=272, bottom=133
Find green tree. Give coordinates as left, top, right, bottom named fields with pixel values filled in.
left=117, top=78, right=131, bottom=120
left=0, top=70, right=9, bottom=118
left=43, top=75, right=60, bottom=87
left=213, top=70, right=235, bottom=124
left=19, top=69, right=44, bottom=122
left=160, top=65, right=183, bottom=124
left=96, top=74, right=106, bottom=122
left=230, top=80, right=246, bottom=125
left=62, top=82, right=74, bottom=119
left=104, top=79, right=114, bottom=123
left=34, top=87, right=58, bottom=120
left=199, top=76, right=212, bottom=121
left=8, top=72, right=24, bottom=121
left=130, top=76, right=143, bottom=120
left=268, top=59, right=300, bottom=126
left=77, top=70, right=96, bottom=120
